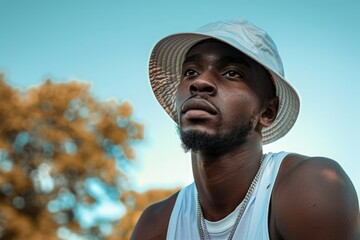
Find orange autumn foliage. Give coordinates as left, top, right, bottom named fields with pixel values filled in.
left=0, top=75, right=145, bottom=239
left=109, top=188, right=179, bottom=240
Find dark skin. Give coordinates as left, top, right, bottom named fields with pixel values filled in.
left=131, top=40, right=360, bottom=239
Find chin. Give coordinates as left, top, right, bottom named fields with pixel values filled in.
left=181, top=126, right=217, bottom=136
left=179, top=119, right=219, bottom=135
left=177, top=121, right=252, bottom=152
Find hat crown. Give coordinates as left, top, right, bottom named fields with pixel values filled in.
left=195, top=19, right=285, bottom=77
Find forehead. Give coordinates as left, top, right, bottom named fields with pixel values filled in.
left=184, top=39, right=257, bottom=67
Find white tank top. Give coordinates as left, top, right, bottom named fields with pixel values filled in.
left=166, top=152, right=289, bottom=240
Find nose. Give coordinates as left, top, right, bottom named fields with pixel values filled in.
left=189, top=72, right=217, bottom=96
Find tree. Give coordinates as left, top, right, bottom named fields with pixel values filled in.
left=0, top=74, right=143, bottom=239
left=111, top=188, right=179, bottom=239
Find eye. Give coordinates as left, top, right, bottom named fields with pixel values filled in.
left=183, top=68, right=199, bottom=77
left=223, top=70, right=244, bottom=78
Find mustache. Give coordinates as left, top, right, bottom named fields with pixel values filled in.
left=180, top=94, right=219, bottom=115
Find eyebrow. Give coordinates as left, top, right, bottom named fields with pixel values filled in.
left=183, top=54, right=251, bottom=68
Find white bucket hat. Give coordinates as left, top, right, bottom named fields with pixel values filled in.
left=149, top=19, right=300, bottom=144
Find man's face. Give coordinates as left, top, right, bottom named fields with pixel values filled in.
left=175, top=39, right=271, bottom=152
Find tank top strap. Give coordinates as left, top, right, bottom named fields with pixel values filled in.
left=233, top=151, right=289, bottom=239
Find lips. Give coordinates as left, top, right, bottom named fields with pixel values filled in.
left=181, top=97, right=218, bottom=115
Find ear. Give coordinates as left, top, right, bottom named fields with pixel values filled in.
left=259, top=96, right=279, bottom=127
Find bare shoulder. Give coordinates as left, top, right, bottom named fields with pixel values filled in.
left=131, top=191, right=179, bottom=240
left=272, top=154, right=360, bottom=240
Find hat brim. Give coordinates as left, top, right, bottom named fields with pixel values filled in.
left=149, top=33, right=300, bottom=144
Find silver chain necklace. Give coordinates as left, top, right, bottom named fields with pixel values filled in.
left=197, top=154, right=266, bottom=240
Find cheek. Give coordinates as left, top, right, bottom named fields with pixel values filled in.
left=175, top=93, right=182, bottom=119
left=220, top=92, right=261, bottom=123
left=175, top=85, right=187, bottom=119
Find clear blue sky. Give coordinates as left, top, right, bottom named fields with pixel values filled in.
left=1, top=0, right=360, bottom=199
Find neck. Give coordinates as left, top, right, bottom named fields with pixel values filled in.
left=192, top=137, right=263, bottom=221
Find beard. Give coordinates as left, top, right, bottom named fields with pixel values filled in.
left=177, top=121, right=253, bottom=153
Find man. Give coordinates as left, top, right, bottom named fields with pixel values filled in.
left=131, top=19, right=360, bottom=239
